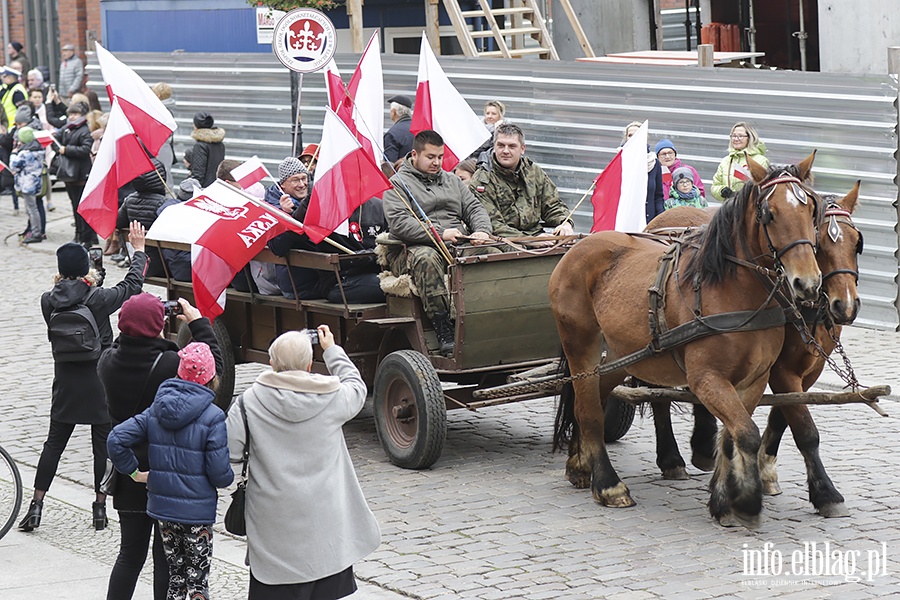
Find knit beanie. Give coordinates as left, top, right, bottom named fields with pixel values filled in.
left=17, top=126, right=34, bottom=144
left=193, top=111, right=214, bottom=129
left=118, top=293, right=165, bottom=338
left=278, top=156, right=309, bottom=184
left=671, top=167, right=693, bottom=184
left=10, top=42, right=23, bottom=52
left=57, top=242, right=90, bottom=278
left=655, top=139, right=676, bottom=155
left=177, top=177, right=201, bottom=201
left=14, top=105, right=32, bottom=126
left=178, top=342, right=216, bottom=385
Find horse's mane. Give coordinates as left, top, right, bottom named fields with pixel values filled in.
left=683, top=164, right=809, bottom=286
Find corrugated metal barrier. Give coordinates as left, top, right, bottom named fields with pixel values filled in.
left=86, top=52, right=900, bottom=329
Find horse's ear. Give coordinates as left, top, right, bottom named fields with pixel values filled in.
left=838, top=180, right=861, bottom=214
left=747, top=156, right=768, bottom=183
left=797, top=150, right=817, bottom=181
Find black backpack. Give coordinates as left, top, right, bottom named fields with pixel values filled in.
left=47, top=289, right=101, bottom=362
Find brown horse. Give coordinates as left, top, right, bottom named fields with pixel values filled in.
left=645, top=185, right=862, bottom=519
left=550, top=154, right=821, bottom=527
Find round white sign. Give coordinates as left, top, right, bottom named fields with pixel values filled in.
left=271, top=8, right=337, bottom=73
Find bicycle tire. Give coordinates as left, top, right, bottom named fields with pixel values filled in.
left=0, top=444, right=23, bottom=540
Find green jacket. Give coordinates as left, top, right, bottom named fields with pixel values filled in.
left=469, top=154, right=571, bottom=237
left=385, top=158, right=492, bottom=245
left=711, top=142, right=769, bottom=201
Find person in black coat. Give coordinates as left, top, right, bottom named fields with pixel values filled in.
left=57, top=101, right=97, bottom=245
left=383, top=95, right=413, bottom=163
left=19, top=223, right=149, bottom=535
left=189, top=111, right=225, bottom=187
left=117, top=159, right=170, bottom=277
left=99, top=293, right=222, bottom=600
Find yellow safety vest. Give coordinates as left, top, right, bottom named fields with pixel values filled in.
left=1, top=83, right=27, bottom=129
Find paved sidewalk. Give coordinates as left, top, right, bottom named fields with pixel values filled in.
left=1, top=198, right=899, bottom=599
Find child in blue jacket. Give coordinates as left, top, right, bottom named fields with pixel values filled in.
left=108, top=341, right=233, bottom=600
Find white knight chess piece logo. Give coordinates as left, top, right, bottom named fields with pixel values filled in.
left=272, top=9, right=337, bottom=73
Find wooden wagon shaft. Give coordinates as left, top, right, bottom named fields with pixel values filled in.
left=607, top=385, right=891, bottom=416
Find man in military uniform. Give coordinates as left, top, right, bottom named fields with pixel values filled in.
left=470, top=123, right=574, bottom=244
left=383, top=130, right=494, bottom=356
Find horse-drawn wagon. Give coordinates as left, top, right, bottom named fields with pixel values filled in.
left=144, top=238, right=635, bottom=470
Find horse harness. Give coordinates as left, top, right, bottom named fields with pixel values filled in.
left=596, top=173, right=823, bottom=377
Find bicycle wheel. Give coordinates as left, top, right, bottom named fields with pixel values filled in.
left=0, top=444, right=23, bottom=540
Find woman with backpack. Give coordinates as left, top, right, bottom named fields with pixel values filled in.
left=19, top=221, right=148, bottom=533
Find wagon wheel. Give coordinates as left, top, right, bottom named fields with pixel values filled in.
left=176, top=319, right=236, bottom=412
left=604, top=397, right=635, bottom=443
left=373, top=350, right=447, bottom=470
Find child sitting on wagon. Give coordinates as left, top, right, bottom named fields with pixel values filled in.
left=664, top=167, right=708, bottom=211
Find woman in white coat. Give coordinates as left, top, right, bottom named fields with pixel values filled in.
left=227, top=325, right=380, bottom=600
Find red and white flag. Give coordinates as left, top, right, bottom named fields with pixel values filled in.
left=95, top=43, right=177, bottom=157
left=0, top=159, right=7, bottom=173
left=411, top=33, right=490, bottom=171
left=148, top=180, right=303, bottom=319
left=34, top=130, right=56, bottom=149
left=77, top=99, right=155, bottom=238
left=230, top=156, right=272, bottom=189
left=304, top=108, right=392, bottom=244
left=732, top=162, right=750, bottom=182
left=590, top=120, right=650, bottom=233
left=326, top=34, right=385, bottom=164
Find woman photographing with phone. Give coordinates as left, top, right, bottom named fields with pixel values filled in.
left=227, top=325, right=380, bottom=599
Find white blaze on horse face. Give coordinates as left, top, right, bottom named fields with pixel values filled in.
left=784, top=186, right=801, bottom=207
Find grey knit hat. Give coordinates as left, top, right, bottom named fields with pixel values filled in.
left=14, top=105, right=32, bottom=125
left=671, top=167, right=693, bottom=184
left=177, top=177, right=201, bottom=201
left=278, top=157, right=309, bottom=184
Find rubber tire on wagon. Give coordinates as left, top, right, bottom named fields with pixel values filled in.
left=604, top=397, right=636, bottom=442
left=176, top=319, right=236, bottom=411
left=373, top=350, right=447, bottom=470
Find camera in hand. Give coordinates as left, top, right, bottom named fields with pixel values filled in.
left=163, top=300, right=183, bottom=318
left=305, top=329, right=319, bottom=345
left=88, top=246, right=103, bottom=269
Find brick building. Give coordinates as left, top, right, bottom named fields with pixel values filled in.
left=2, top=0, right=102, bottom=88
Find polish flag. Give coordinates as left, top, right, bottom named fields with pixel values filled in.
left=230, top=156, right=272, bottom=189
left=95, top=43, right=177, bottom=157
left=590, top=120, right=650, bottom=233
left=34, top=130, right=57, bottom=148
left=732, top=162, right=750, bottom=182
left=303, top=108, right=392, bottom=244
left=324, top=59, right=345, bottom=112
left=411, top=33, right=490, bottom=171
left=77, top=99, right=155, bottom=239
left=0, top=159, right=7, bottom=173
left=661, top=164, right=672, bottom=186
left=148, top=180, right=303, bottom=319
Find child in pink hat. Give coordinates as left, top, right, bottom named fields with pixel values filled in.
left=107, top=340, right=232, bottom=600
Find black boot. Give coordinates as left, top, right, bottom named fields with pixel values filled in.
left=18, top=499, right=42, bottom=532
left=92, top=501, right=108, bottom=531
left=431, top=311, right=455, bottom=357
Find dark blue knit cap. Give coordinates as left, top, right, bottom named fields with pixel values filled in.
left=57, top=242, right=90, bottom=278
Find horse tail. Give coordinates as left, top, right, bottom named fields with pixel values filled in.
left=552, top=351, right=578, bottom=452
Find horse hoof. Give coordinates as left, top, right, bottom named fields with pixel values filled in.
left=566, top=471, right=591, bottom=489
left=662, top=466, right=690, bottom=480
left=818, top=502, right=850, bottom=518
left=691, top=454, right=716, bottom=472
left=762, top=480, right=782, bottom=496
left=718, top=511, right=761, bottom=529
left=594, top=482, right=636, bottom=508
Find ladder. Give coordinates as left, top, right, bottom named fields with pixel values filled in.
left=442, top=0, right=559, bottom=60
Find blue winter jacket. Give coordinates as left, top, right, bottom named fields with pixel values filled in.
left=107, top=378, right=234, bottom=525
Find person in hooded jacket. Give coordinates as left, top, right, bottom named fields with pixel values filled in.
left=711, top=121, right=770, bottom=202
left=189, top=111, right=225, bottom=187
left=117, top=159, right=170, bottom=277
left=19, top=222, right=148, bottom=535
left=107, top=341, right=233, bottom=600
left=99, top=293, right=222, bottom=600
left=57, top=101, right=97, bottom=245
left=9, top=126, right=45, bottom=242
left=227, top=326, right=380, bottom=600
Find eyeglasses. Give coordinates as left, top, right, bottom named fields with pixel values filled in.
left=283, top=175, right=307, bottom=185
left=657, top=150, right=676, bottom=157
left=731, top=134, right=749, bottom=139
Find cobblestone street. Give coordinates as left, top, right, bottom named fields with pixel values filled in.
left=0, top=201, right=898, bottom=599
